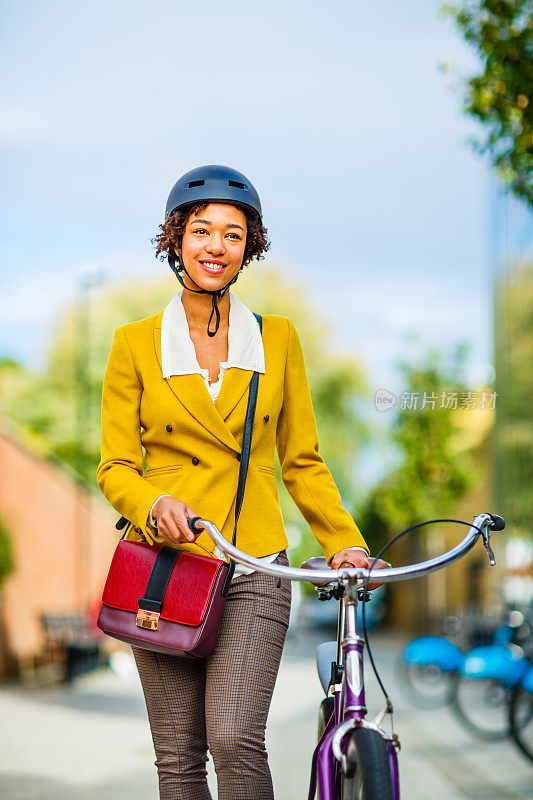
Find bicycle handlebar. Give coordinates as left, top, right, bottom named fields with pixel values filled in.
left=187, top=513, right=505, bottom=585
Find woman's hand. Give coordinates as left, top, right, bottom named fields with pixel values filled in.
left=330, top=548, right=388, bottom=589
left=330, top=548, right=369, bottom=571
left=151, top=496, right=202, bottom=546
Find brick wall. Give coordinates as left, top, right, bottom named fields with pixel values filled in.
left=0, top=424, right=119, bottom=672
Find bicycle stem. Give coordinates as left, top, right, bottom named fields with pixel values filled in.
left=338, top=597, right=365, bottom=706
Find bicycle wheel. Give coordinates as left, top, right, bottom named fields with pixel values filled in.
left=339, top=728, right=394, bottom=800
left=510, top=684, right=533, bottom=763
left=400, top=659, right=457, bottom=708
left=452, top=675, right=510, bottom=739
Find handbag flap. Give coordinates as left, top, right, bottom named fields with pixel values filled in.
left=102, top=541, right=226, bottom=627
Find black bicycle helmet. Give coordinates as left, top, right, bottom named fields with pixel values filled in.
left=164, top=165, right=263, bottom=337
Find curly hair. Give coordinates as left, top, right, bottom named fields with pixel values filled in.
left=152, top=202, right=270, bottom=271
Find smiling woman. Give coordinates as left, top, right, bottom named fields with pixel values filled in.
left=97, top=164, right=369, bottom=800
left=152, top=167, right=270, bottom=340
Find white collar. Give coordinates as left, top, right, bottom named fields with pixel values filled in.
left=161, top=290, right=265, bottom=379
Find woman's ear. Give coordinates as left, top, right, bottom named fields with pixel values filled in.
left=173, top=246, right=183, bottom=271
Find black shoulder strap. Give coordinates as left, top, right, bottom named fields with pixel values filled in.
left=221, top=312, right=262, bottom=595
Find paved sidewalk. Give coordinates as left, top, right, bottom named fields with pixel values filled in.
left=0, top=629, right=531, bottom=799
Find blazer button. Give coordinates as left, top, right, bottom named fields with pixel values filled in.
left=134, top=527, right=142, bottom=533
left=264, top=414, right=270, bottom=422
left=166, top=424, right=173, bottom=432
left=192, top=456, right=200, bottom=465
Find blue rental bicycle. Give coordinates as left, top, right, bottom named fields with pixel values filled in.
left=190, top=512, right=505, bottom=799
left=510, top=659, right=533, bottom=764
left=400, top=609, right=529, bottom=732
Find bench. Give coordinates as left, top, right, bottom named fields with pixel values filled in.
left=40, top=612, right=102, bottom=682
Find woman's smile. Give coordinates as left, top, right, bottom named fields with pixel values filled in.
left=199, top=259, right=227, bottom=275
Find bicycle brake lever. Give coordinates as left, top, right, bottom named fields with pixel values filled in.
left=481, top=527, right=496, bottom=566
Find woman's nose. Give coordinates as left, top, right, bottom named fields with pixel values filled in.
left=206, top=233, right=225, bottom=254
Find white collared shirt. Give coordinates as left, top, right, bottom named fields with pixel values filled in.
left=150, top=289, right=278, bottom=575
left=161, top=288, right=266, bottom=402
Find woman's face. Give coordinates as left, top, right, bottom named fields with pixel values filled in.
left=180, top=202, right=247, bottom=290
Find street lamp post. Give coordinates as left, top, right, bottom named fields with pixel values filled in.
left=75, top=271, right=105, bottom=611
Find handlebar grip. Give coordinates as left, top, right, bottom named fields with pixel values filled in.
left=488, top=514, right=506, bottom=531
left=187, top=516, right=203, bottom=534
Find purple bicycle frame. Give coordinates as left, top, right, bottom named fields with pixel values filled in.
left=195, top=511, right=502, bottom=800
left=307, top=588, right=400, bottom=800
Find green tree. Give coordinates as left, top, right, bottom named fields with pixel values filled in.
left=494, top=260, right=533, bottom=532
left=441, top=0, right=533, bottom=208
left=359, top=344, right=479, bottom=556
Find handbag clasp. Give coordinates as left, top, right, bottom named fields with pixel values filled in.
left=136, top=608, right=160, bottom=630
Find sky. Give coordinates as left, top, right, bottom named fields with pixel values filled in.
left=1, top=0, right=496, bottom=400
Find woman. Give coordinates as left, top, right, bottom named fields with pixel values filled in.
left=97, top=165, right=370, bottom=800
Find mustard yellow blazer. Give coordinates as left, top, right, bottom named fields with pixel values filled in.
left=96, top=310, right=367, bottom=565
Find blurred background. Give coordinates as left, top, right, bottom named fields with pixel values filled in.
left=0, top=1, right=532, bottom=798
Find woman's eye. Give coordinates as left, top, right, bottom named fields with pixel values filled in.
left=192, top=228, right=241, bottom=240
left=193, top=228, right=241, bottom=242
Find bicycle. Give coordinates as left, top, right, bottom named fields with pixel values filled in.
left=400, top=610, right=528, bottom=727
left=188, top=511, right=505, bottom=799
left=451, top=617, right=529, bottom=740
left=510, top=661, right=533, bottom=764
left=400, top=633, right=462, bottom=709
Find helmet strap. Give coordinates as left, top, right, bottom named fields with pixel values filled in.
left=168, top=246, right=241, bottom=337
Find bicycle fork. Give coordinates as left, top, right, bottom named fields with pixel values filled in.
left=308, top=581, right=400, bottom=800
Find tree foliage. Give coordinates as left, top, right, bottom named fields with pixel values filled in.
left=441, top=0, right=533, bottom=208
left=494, top=260, right=533, bottom=532
left=359, top=345, right=480, bottom=556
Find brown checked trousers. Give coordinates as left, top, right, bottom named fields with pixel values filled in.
left=131, top=550, right=292, bottom=800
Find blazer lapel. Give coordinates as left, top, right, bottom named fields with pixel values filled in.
left=215, top=368, right=254, bottom=422
left=153, top=317, right=246, bottom=453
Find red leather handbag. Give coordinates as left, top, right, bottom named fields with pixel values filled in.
left=97, top=314, right=262, bottom=658
left=97, top=538, right=230, bottom=658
